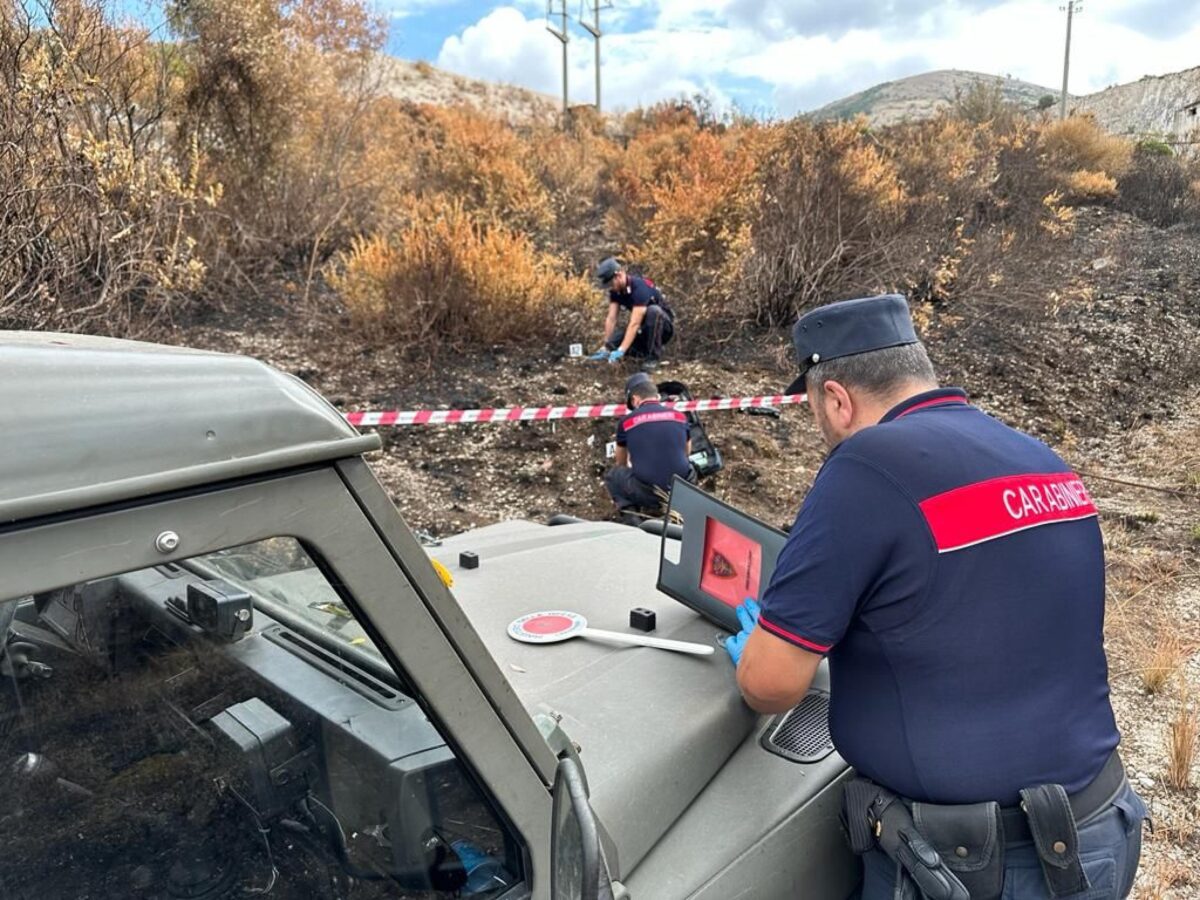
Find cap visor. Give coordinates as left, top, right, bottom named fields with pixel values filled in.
left=783, top=374, right=807, bottom=397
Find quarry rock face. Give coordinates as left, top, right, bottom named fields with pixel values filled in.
left=1073, top=66, right=1200, bottom=139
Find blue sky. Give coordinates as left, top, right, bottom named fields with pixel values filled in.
left=377, top=1, right=1200, bottom=116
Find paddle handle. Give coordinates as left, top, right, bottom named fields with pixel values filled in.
left=580, top=627, right=715, bottom=656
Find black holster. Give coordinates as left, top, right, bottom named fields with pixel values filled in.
left=843, top=778, right=974, bottom=900
left=844, top=774, right=1095, bottom=900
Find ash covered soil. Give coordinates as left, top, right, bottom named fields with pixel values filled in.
left=185, top=206, right=1200, bottom=896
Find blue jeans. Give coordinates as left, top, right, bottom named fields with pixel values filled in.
left=861, top=782, right=1146, bottom=899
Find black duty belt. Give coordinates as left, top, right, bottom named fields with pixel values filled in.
left=845, top=751, right=1129, bottom=900
left=993, top=751, right=1125, bottom=846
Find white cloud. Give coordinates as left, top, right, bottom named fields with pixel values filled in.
left=435, top=2, right=1200, bottom=116
left=436, top=6, right=736, bottom=110
left=437, top=7, right=563, bottom=96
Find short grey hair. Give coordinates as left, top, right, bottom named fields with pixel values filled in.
left=806, top=342, right=937, bottom=398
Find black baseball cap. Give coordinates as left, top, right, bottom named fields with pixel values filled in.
left=595, top=257, right=621, bottom=286
left=783, top=294, right=919, bottom=396
left=624, top=372, right=655, bottom=405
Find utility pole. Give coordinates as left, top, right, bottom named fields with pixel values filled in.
left=1059, top=1, right=1081, bottom=120
left=547, top=1, right=569, bottom=127
left=578, top=0, right=611, bottom=112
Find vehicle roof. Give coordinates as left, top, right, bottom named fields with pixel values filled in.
left=0, top=332, right=380, bottom=524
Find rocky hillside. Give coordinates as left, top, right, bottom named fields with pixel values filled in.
left=1072, top=66, right=1200, bottom=139
left=812, top=64, right=1200, bottom=140
left=808, top=70, right=1059, bottom=125
left=373, top=56, right=559, bottom=124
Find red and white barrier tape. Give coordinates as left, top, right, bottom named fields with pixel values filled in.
left=344, top=393, right=806, bottom=427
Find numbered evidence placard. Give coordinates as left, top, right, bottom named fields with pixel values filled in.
left=656, top=476, right=787, bottom=634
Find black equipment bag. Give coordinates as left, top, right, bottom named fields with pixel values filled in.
left=657, top=380, right=723, bottom=479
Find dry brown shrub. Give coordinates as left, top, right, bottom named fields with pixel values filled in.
left=328, top=197, right=589, bottom=350
left=739, top=119, right=905, bottom=325
left=1040, top=116, right=1133, bottom=183
left=1062, top=169, right=1120, bottom=203
left=604, top=119, right=703, bottom=248
left=527, top=122, right=615, bottom=264
left=635, top=127, right=763, bottom=313
left=0, top=0, right=212, bottom=333
left=169, top=0, right=385, bottom=286
left=408, top=105, right=554, bottom=238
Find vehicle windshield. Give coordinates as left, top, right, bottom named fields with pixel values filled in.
left=0, top=537, right=521, bottom=899
left=195, top=539, right=383, bottom=658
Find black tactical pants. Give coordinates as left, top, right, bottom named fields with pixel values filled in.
left=605, top=305, right=674, bottom=360
left=603, top=467, right=662, bottom=512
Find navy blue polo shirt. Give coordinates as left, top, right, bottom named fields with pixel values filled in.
left=615, top=401, right=690, bottom=490
left=759, top=388, right=1119, bottom=805
left=609, top=275, right=672, bottom=315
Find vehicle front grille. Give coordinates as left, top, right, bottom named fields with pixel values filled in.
left=761, top=690, right=835, bottom=764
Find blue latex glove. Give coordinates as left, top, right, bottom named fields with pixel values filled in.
left=608, top=349, right=626, bottom=363
left=588, top=348, right=608, bottom=361
left=724, top=597, right=761, bottom=666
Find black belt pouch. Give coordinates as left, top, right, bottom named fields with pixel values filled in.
left=912, top=801, right=1005, bottom=900
left=1020, top=784, right=1089, bottom=896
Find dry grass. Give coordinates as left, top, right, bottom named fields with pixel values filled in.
left=1142, top=630, right=1189, bottom=695
left=1142, top=855, right=1193, bottom=900
left=1167, top=698, right=1200, bottom=791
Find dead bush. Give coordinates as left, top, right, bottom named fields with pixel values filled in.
left=408, top=105, right=554, bottom=239
left=634, top=127, right=763, bottom=315
left=0, top=0, right=211, bottom=333
left=1062, top=169, right=1119, bottom=203
left=169, top=0, right=385, bottom=284
left=739, top=119, right=905, bottom=326
left=951, top=79, right=1023, bottom=130
left=527, top=122, right=614, bottom=265
left=327, top=197, right=590, bottom=350
left=1040, top=117, right=1133, bottom=184
left=1118, top=149, right=1200, bottom=227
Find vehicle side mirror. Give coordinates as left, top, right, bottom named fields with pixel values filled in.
left=551, top=756, right=610, bottom=900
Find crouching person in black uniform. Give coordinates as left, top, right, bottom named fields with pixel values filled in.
left=604, top=373, right=693, bottom=524
left=590, top=258, right=675, bottom=371
left=724, top=294, right=1145, bottom=900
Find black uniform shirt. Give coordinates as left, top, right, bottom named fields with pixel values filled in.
left=759, top=388, right=1120, bottom=805
left=615, top=401, right=690, bottom=490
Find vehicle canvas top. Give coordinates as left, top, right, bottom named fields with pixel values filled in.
left=0, top=332, right=379, bottom=524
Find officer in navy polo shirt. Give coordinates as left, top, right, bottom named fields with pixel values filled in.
left=604, top=373, right=693, bottom=523
left=589, top=258, right=675, bottom=371
left=724, top=295, right=1144, bottom=899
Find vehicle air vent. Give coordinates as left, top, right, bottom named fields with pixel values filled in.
left=262, top=625, right=408, bottom=711
left=761, top=690, right=835, bottom=764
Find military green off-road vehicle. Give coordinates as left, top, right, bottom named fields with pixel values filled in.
left=0, top=334, right=858, bottom=899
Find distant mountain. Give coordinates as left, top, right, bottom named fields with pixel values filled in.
left=808, top=70, right=1061, bottom=126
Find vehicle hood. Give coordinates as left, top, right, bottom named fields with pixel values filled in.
left=429, top=520, right=758, bottom=880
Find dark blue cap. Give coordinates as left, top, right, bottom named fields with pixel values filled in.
left=595, top=257, right=621, bottom=286
left=624, top=371, right=655, bottom=405
left=784, top=294, right=918, bottom=396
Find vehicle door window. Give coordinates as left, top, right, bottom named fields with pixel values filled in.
left=0, top=538, right=521, bottom=899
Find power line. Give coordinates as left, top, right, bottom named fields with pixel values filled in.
left=546, top=1, right=570, bottom=126
left=1059, top=1, right=1082, bottom=120
left=578, top=0, right=612, bottom=113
